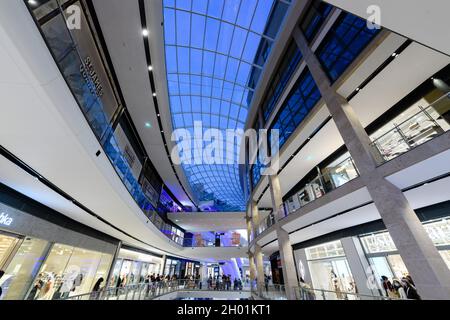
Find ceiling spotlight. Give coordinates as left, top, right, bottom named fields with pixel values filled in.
left=28, top=0, right=37, bottom=5
left=142, top=29, right=149, bottom=37
left=145, top=122, right=152, bottom=128
left=148, top=65, right=153, bottom=71
left=157, top=114, right=160, bottom=117
left=356, top=87, right=360, bottom=92
left=153, top=92, right=157, bottom=97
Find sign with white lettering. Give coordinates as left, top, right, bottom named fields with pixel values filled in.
left=0, top=212, right=13, bottom=226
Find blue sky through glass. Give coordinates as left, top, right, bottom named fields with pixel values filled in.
left=163, top=0, right=289, bottom=211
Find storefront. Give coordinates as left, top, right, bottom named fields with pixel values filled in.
left=109, top=247, right=163, bottom=288
left=163, top=256, right=201, bottom=279
left=0, top=184, right=119, bottom=300
left=359, top=218, right=450, bottom=282
left=304, top=240, right=357, bottom=299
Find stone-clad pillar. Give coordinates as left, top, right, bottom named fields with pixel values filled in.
left=269, top=174, right=284, bottom=221
left=268, top=173, right=299, bottom=299
left=293, top=27, right=450, bottom=300
left=254, top=244, right=265, bottom=296
left=276, top=227, right=299, bottom=300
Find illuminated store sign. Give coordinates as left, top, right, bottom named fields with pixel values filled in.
left=0, top=212, right=13, bottom=226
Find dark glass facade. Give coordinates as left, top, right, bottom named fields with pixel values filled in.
left=262, top=41, right=303, bottom=122
left=270, top=67, right=322, bottom=149
left=316, top=12, right=381, bottom=83
left=300, top=0, right=333, bottom=42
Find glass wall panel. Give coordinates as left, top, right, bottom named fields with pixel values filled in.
left=0, top=237, right=49, bottom=300
left=25, top=243, right=112, bottom=300
left=300, top=1, right=333, bottom=42
left=316, top=12, right=381, bottom=83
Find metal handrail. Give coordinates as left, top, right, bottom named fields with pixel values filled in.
left=370, top=93, right=449, bottom=144
left=64, top=279, right=253, bottom=301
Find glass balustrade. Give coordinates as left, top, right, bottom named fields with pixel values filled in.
left=282, top=157, right=359, bottom=217
left=370, top=94, right=450, bottom=163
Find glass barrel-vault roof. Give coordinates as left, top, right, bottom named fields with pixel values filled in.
left=163, top=0, right=290, bottom=211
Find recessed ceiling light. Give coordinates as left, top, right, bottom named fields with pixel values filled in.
left=145, top=122, right=152, bottom=128
left=148, top=65, right=153, bottom=71
left=142, top=29, right=149, bottom=37
left=153, top=93, right=157, bottom=97
left=157, top=114, right=160, bottom=117
left=28, top=0, right=37, bottom=5
left=356, top=87, right=360, bottom=92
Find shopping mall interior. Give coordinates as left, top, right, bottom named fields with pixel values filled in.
left=0, top=0, right=449, bottom=302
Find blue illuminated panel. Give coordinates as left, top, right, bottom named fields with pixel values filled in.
left=316, top=12, right=381, bottom=83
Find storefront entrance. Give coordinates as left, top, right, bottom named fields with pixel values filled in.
left=305, top=240, right=357, bottom=300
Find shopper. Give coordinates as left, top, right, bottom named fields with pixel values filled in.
left=264, top=274, right=269, bottom=292
left=402, top=277, right=421, bottom=300
left=207, top=275, right=212, bottom=289
left=0, top=270, right=4, bottom=298
left=299, top=277, right=315, bottom=300
left=90, top=277, right=104, bottom=300
left=392, top=279, right=407, bottom=299
left=381, top=276, right=396, bottom=298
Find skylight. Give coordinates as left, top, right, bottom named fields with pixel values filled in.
left=163, top=0, right=290, bottom=211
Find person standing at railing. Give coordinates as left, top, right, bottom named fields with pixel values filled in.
left=264, top=274, right=269, bottom=292
left=90, top=277, right=104, bottom=300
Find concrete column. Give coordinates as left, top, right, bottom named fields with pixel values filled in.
left=246, top=217, right=253, bottom=243
left=249, top=252, right=257, bottom=286
left=277, top=227, right=299, bottom=300
left=251, top=200, right=260, bottom=236
left=269, top=174, right=284, bottom=222
left=341, top=237, right=382, bottom=298
left=161, top=254, right=167, bottom=275
left=293, top=27, right=450, bottom=300
left=254, top=245, right=265, bottom=296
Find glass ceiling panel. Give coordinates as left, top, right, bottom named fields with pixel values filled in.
left=163, top=0, right=290, bottom=211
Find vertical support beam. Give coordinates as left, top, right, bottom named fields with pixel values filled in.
left=341, top=237, right=381, bottom=298
left=249, top=251, right=257, bottom=290
left=254, top=244, right=265, bottom=296
left=161, top=254, right=167, bottom=275
left=293, top=26, right=450, bottom=300
left=277, top=227, right=299, bottom=300
left=251, top=200, right=260, bottom=236
left=105, top=241, right=122, bottom=289
left=269, top=174, right=284, bottom=221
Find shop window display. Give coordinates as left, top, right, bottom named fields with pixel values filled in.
left=25, top=243, right=112, bottom=300
left=305, top=240, right=357, bottom=299
left=0, top=237, right=50, bottom=300
left=360, top=218, right=450, bottom=293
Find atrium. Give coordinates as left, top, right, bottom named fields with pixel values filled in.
left=0, top=0, right=450, bottom=304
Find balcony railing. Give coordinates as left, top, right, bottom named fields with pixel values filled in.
left=282, top=157, right=359, bottom=218
left=184, top=237, right=248, bottom=248
left=64, top=279, right=252, bottom=301
left=370, top=93, right=450, bottom=163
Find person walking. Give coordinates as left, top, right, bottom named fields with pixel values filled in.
left=90, top=277, right=104, bottom=300
left=402, top=277, right=421, bottom=300
left=392, top=279, right=407, bottom=299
